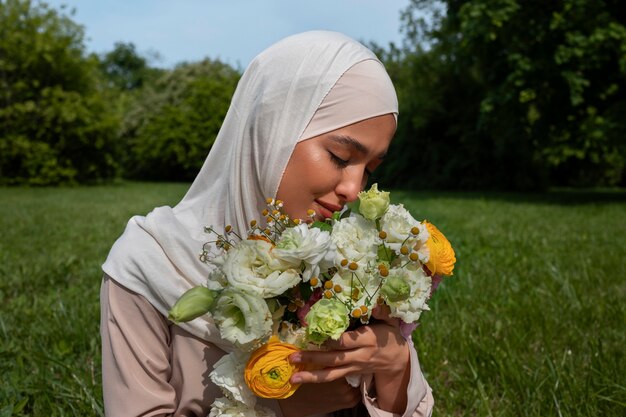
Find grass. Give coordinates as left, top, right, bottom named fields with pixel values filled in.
left=0, top=183, right=624, bottom=416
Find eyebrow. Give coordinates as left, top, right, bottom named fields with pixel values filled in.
left=328, top=135, right=387, bottom=159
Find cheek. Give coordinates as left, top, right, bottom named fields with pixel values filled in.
left=277, top=146, right=333, bottom=213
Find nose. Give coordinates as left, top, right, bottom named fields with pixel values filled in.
left=335, top=166, right=366, bottom=203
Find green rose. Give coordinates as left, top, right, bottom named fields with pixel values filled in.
left=305, top=299, right=349, bottom=344
left=381, top=274, right=410, bottom=302
left=168, top=286, right=219, bottom=323
left=358, top=183, right=390, bottom=220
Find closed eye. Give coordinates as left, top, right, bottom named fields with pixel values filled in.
left=329, top=152, right=349, bottom=169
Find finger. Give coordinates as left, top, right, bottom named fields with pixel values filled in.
left=290, top=365, right=361, bottom=384
left=329, top=325, right=396, bottom=350
left=290, top=348, right=364, bottom=368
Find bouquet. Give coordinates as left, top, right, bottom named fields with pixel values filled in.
left=168, top=184, right=456, bottom=416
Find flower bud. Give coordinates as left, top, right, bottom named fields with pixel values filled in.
left=380, top=275, right=410, bottom=302
left=357, top=183, right=390, bottom=220
left=168, top=287, right=219, bottom=323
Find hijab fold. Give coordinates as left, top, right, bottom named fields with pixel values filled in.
left=102, top=31, right=397, bottom=346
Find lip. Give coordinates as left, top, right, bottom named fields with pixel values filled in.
left=315, top=200, right=343, bottom=219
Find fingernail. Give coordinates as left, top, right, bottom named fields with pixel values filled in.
left=291, top=375, right=302, bottom=383
left=289, top=353, right=301, bottom=363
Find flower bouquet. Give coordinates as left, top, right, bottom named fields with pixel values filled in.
left=168, top=184, right=456, bottom=416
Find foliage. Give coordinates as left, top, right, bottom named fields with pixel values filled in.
left=121, top=59, right=240, bottom=181
left=98, top=42, right=164, bottom=91
left=0, top=0, right=122, bottom=185
left=1, top=183, right=624, bottom=415
left=379, top=0, right=626, bottom=189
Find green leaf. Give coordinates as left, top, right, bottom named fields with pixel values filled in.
left=311, top=221, right=332, bottom=232
left=377, top=244, right=396, bottom=263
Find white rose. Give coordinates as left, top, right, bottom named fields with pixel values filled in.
left=212, top=289, right=272, bottom=349
left=386, top=265, right=432, bottom=323
left=272, top=224, right=335, bottom=281
left=209, top=396, right=276, bottom=417
left=210, top=351, right=256, bottom=407
left=331, top=215, right=379, bottom=269
left=380, top=204, right=429, bottom=254
left=222, top=239, right=301, bottom=298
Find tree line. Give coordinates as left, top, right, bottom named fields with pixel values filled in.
left=1, top=0, right=624, bottom=189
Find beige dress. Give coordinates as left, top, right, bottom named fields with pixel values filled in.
left=100, top=276, right=434, bottom=417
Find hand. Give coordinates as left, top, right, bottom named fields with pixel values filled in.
left=278, top=379, right=360, bottom=417
left=288, top=305, right=411, bottom=413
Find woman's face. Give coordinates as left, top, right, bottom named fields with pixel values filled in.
left=277, top=113, right=396, bottom=221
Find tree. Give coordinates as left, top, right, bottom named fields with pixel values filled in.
left=99, top=42, right=164, bottom=91
left=122, top=59, right=240, bottom=181
left=385, top=0, right=626, bottom=189
left=0, top=0, right=121, bottom=185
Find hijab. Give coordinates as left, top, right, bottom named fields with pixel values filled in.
left=102, top=31, right=398, bottom=348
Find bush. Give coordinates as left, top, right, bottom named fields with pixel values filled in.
left=0, top=0, right=122, bottom=185
left=122, top=59, right=240, bottom=181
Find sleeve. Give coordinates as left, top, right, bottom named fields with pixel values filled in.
left=361, top=346, right=434, bottom=417
left=100, top=275, right=177, bottom=417
left=101, top=275, right=285, bottom=417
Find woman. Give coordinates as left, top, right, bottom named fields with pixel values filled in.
left=101, top=31, right=433, bottom=416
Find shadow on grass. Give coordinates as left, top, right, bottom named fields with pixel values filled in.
left=393, top=187, right=626, bottom=206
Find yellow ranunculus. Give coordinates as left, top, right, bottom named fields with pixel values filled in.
left=244, top=336, right=305, bottom=399
left=424, top=221, right=456, bottom=276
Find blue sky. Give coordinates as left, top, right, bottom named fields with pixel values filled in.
left=45, top=0, right=412, bottom=69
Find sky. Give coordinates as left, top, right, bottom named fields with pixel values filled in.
left=44, top=0, right=412, bottom=69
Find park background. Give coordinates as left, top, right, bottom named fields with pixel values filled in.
left=1, top=0, right=624, bottom=415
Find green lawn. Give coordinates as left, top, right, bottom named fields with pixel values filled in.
left=0, top=183, right=624, bottom=416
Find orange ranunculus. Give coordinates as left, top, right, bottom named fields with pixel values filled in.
left=424, top=221, right=456, bottom=276
left=244, top=336, right=305, bottom=399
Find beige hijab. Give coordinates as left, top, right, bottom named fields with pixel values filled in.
left=102, top=31, right=398, bottom=347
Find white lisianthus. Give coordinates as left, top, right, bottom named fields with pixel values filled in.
left=222, top=239, right=301, bottom=298
left=210, top=351, right=256, bottom=407
left=380, top=204, right=429, bottom=255
left=385, top=265, right=432, bottom=323
left=206, top=255, right=228, bottom=291
left=212, top=288, right=272, bottom=349
left=209, top=397, right=275, bottom=417
left=331, top=215, right=379, bottom=270
left=272, top=224, right=334, bottom=282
